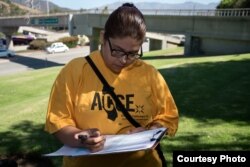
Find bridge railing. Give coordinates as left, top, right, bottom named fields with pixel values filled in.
left=87, top=8, right=250, bottom=17
left=0, top=8, right=250, bottom=19
left=143, top=8, right=250, bottom=16
left=214, top=8, right=250, bottom=16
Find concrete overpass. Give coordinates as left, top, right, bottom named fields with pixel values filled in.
left=145, top=32, right=184, bottom=50
left=70, top=9, right=250, bottom=56
left=18, top=26, right=70, bottom=42
left=0, top=9, right=250, bottom=56
left=0, top=13, right=69, bottom=48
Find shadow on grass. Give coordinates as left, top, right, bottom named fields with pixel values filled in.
left=0, top=120, right=62, bottom=166
left=163, top=132, right=250, bottom=152
left=159, top=59, right=250, bottom=123
left=156, top=58, right=250, bottom=166
left=162, top=132, right=250, bottom=166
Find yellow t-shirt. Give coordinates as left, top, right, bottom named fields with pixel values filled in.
left=45, top=51, right=178, bottom=167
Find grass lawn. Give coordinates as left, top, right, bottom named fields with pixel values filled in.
left=0, top=50, right=250, bottom=166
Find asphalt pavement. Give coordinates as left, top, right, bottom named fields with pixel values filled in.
left=0, top=42, right=150, bottom=77
left=0, top=46, right=90, bottom=76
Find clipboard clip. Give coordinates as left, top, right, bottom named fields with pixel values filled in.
left=150, top=130, right=165, bottom=142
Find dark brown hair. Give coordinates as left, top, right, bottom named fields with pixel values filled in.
left=104, top=3, right=146, bottom=42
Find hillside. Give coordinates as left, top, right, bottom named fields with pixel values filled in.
left=12, top=2, right=42, bottom=14
left=10, top=0, right=74, bottom=13
left=0, top=1, right=11, bottom=14
left=98, top=1, right=219, bottom=10
left=5, top=0, right=220, bottom=14
left=0, top=0, right=41, bottom=16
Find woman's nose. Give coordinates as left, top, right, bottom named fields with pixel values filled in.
left=120, top=55, right=127, bottom=64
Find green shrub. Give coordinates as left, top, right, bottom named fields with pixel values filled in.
left=57, top=36, right=78, bottom=48
left=28, top=39, right=48, bottom=50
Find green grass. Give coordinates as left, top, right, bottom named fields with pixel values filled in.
left=0, top=51, right=250, bottom=166
left=150, top=53, right=250, bottom=165
left=0, top=67, right=62, bottom=153
left=143, top=47, right=184, bottom=57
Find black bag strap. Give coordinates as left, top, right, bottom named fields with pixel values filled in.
left=85, top=56, right=140, bottom=127
left=85, top=56, right=166, bottom=167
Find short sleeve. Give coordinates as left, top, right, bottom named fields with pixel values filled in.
left=149, top=68, right=179, bottom=136
left=45, top=59, right=83, bottom=134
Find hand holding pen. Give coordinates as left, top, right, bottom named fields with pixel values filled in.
left=75, top=128, right=106, bottom=152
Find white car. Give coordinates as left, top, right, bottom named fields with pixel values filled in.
left=46, top=43, right=69, bottom=54
left=0, top=49, right=15, bottom=57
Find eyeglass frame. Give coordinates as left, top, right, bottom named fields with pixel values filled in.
left=107, top=37, right=143, bottom=61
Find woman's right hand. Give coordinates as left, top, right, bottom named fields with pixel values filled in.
left=74, top=128, right=106, bottom=152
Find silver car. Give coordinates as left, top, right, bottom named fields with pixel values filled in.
left=0, top=49, right=15, bottom=57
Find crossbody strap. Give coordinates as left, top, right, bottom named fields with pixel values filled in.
left=85, top=56, right=140, bottom=127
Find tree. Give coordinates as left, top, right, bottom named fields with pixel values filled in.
left=0, top=32, right=5, bottom=39
left=217, top=0, right=250, bottom=8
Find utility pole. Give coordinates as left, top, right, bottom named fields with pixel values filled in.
left=47, top=0, right=50, bottom=15
left=25, top=0, right=33, bottom=9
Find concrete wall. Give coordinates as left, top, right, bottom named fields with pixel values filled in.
left=145, top=15, right=250, bottom=55
left=201, top=37, right=250, bottom=55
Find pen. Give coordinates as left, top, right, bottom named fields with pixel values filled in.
left=78, top=135, right=88, bottom=144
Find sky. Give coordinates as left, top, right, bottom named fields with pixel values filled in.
left=50, top=0, right=221, bottom=10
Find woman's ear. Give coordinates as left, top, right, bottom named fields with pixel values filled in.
left=99, top=30, right=105, bottom=44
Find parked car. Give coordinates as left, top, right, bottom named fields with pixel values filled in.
left=0, top=49, right=15, bottom=57
left=46, top=43, right=69, bottom=54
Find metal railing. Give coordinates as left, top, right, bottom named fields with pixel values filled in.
left=87, top=8, right=250, bottom=17
left=0, top=8, right=250, bottom=19
left=0, top=13, right=68, bottom=19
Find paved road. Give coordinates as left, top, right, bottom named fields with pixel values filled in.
left=0, top=46, right=90, bottom=76
left=0, top=42, right=149, bottom=77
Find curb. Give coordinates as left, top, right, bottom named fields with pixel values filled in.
left=0, top=59, right=10, bottom=64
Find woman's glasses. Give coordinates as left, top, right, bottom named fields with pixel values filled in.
left=107, top=38, right=143, bottom=61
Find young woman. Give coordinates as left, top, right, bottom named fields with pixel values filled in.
left=45, top=3, right=178, bottom=167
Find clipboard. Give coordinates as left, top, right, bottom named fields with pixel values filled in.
left=44, top=127, right=167, bottom=157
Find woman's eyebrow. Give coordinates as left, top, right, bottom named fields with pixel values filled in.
left=113, top=44, right=139, bottom=53
left=112, top=43, right=126, bottom=51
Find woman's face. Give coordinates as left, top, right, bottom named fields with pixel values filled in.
left=102, top=36, right=142, bottom=74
